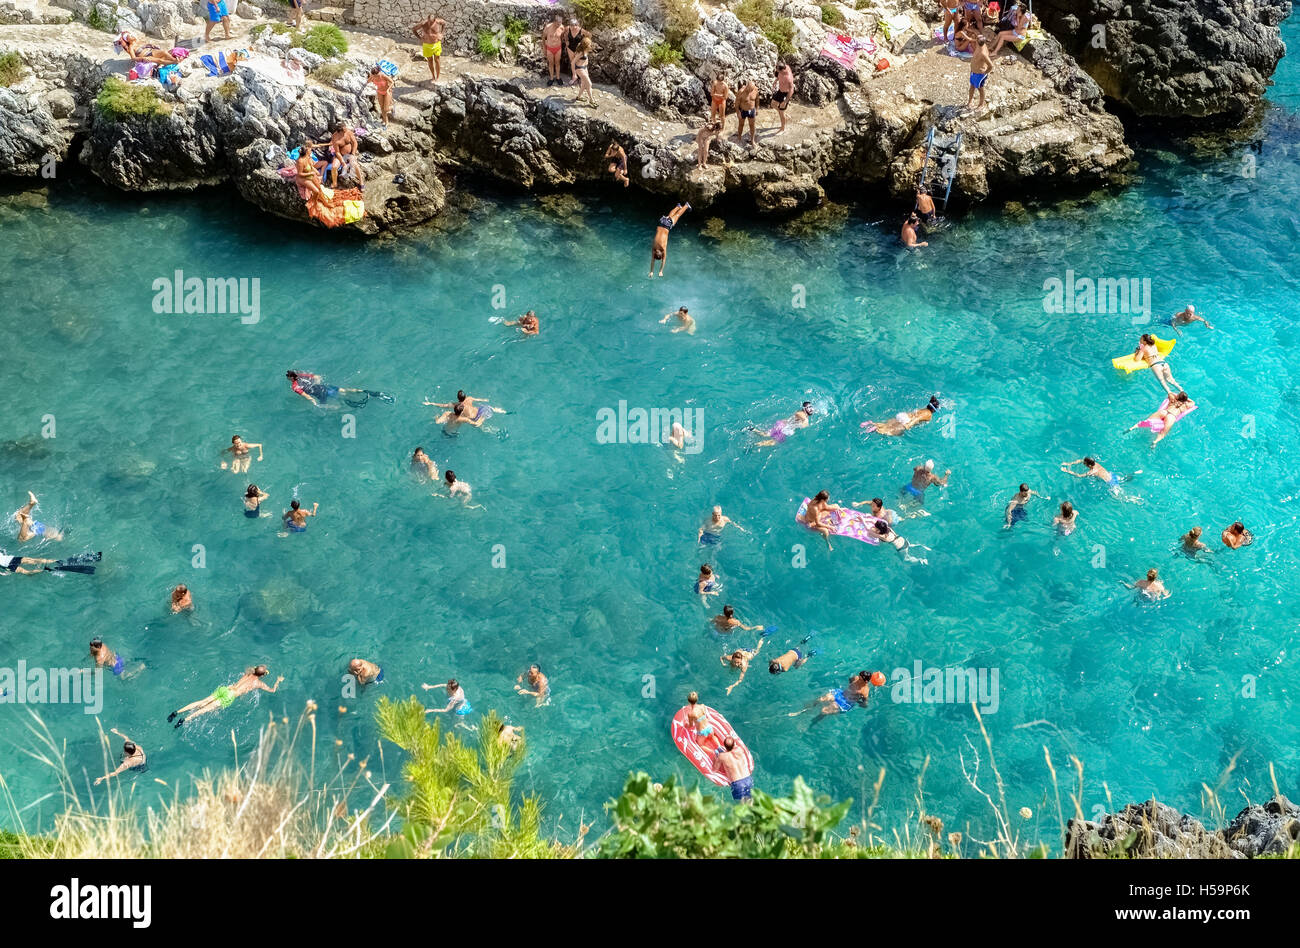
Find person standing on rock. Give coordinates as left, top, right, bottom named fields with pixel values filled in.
left=709, top=74, right=730, bottom=125
left=288, top=0, right=304, bottom=29
left=605, top=141, right=629, bottom=187
left=650, top=202, right=690, bottom=278
left=734, top=79, right=759, bottom=147
left=204, top=0, right=232, bottom=44
left=564, top=18, right=588, bottom=85
left=413, top=16, right=448, bottom=82
left=772, top=62, right=795, bottom=133
left=695, top=122, right=722, bottom=170
left=542, top=13, right=566, bottom=87
left=966, top=36, right=993, bottom=112
left=367, top=66, right=394, bottom=125
left=572, top=36, right=596, bottom=107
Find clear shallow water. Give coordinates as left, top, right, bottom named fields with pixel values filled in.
left=3, top=29, right=1300, bottom=842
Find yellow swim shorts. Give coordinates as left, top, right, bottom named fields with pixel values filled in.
left=422, top=42, right=442, bottom=58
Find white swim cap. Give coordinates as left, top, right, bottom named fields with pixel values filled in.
left=925, top=459, right=935, bottom=471
left=895, top=412, right=909, bottom=424
left=1187, top=304, right=1195, bottom=312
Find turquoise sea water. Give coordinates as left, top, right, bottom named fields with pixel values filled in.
left=3, top=28, right=1300, bottom=844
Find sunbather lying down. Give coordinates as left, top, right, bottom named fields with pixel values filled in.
left=115, top=31, right=180, bottom=64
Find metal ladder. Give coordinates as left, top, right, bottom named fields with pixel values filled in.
left=917, top=127, right=964, bottom=211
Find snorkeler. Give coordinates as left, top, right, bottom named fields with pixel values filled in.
left=93, top=728, right=147, bottom=785
left=348, top=658, right=384, bottom=686
left=800, top=489, right=840, bottom=550
left=1127, top=568, right=1170, bottom=601
left=862, top=395, right=942, bottom=435
left=282, top=499, right=318, bottom=533
left=712, top=604, right=762, bottom=634
left=696, top=564, right=720, bottom=602
left=789, top=671, right=886, bottom=721
left=13, top=491, right=62, bottom=542
left=699, top=505, right=748, bottom=544
left=504, top=311, right=540, bottom=335
left=768, top=634, right=817, bottom=676
left=1053, top=501, right=1079, bottom=536
left=220, top=435, right=263, bottom=473
left=168, top=665, right=283, bottom=727
left=1004, top=484, right=1048, bottom=528
left=753, top=401, right=815, bottom=447
left=714, top=736, right=754, bottom=803
left=901, top=461, right=950, bottom=507
left=0, top=550, right=100, bottom=575
left=650, top=202, right=691, bottom=278
left=410, top=447, right=439, bottom=481
left=286, top=370, right=393, bottom=408
left=1221, top=521, right=1254, bottom=549
left=243, top=484, right=269, bottom=518
left=515, top=664, right=550, bottom=706
left=871, top=519, right=930, bottom=564
left=1170, top=304, right=1213, bottom=333
left=421, top=679, right=473, bottom=715
left=660, top=306, right=696, bottom=334
left=1132, top=334, right=1183, bottom=397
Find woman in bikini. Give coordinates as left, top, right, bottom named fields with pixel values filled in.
left=294, top=145, right=327, bottom=201
left=367, top=66, right=393, bottom=125
left=117, top=33, right=180, bottom=65
left=572, top=37, right=595, bottom=107
left=1133, top=333, right=1183, bottom=396
left=564, top=19, right=586, bottom=83
left=168, top=666, right=283, bottom=728
left=650, top=202, right=691, bottom=277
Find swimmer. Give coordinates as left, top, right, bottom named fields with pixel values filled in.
left=348, top=658, right=384, bottom=686
left=1132, top=333, right=1183, bottom=397
left=435, top=402, right=490, bottom=431
left=1053, top=501, right=1079, bottom=536
left=789, top=670, right=885, bottom=722
left=914, top=183, right=938, bottom=227
left=800, top=489, right=840, bottom=551
left=282, top=499, right=318, bottom=533
left=862, top=394, right=942, bottom=435
left=901, top=212, right=929, bottom=248
left=714, top=736, right=754, bottom=803
left=1128, top=391, right=1196, bottom=444
left=768, top=634, right=817, bottom=675
left=0, top=550, right=87, bottom=575
left=1181, top=525, right=1208, bottom=552
left=93, top=728, right=147, bottom=785
left=753, top=401, right=815, bottom=447
left=900, top=460, right=950, bottom=507
left=666, top=421, right=692, bottom=454
left=504, top=311, right=540, bottom=335
left=699, top=505, right=748, bottom=544
left=682, top=691, right=722, bottom=752
left=515, top=664, right=550, bottom=706
left=441, top=470, right=482, bottom=508
left=1004, top=483, right=1048, bottom=528
left=1170, top=304, right=1213, bottom=333
left=1060, top=457, right=1139, bottom=499
left=660, top=306, right=697, bottom=334
left=286, top=371, right=390, bottom=408
left=168, top=665, right=282, bottom=727
left=13, top=491, right=62, bottom=542
left=425, top=391, right=503, bottom=424
left=696, top=564, right=720, bottom=601
left=421, top=679, right=473, bottom=715
left=851, top=497, right=898, bottom=524
left=650, top=202, right=691, bottom=278
left=89, top=637, right=129, bottom=679
left=498, top=722, right=525, bottom=749
left=871, top=520, right=930, bottom=565
left=721, top=639, right=765, bottom=694
left=170, top=584, right=193, bottom=613
left=220, top=435, right=264, bottom=473
left=1221, top=521, right=1254, bottom=549
left=410, top=447, right=439, bottom=481
left=243, top=484, right=269, bottom=518
left=1128, top=568, right=1170, bottom=601
left=712, top=604, right=762, bottom=634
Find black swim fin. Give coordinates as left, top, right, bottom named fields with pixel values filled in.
left=366, top=390, right=395, bottom=403
left=46, top=552, right=102, bottom=574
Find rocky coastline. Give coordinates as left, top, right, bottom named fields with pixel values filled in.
left=0, top=0, right=1290, bottom=233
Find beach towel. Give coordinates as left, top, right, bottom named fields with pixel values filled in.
left=199, top=52, right=234, bottom=76
left=238, top=55, right=306, bottom=87
left=127, top=62, right=156, bottom=80
left=303, top=184, right=365, bottom=228
left=878, top=14, right=913, bottom=41
left=820, top=33, right=877, bottom=68
left=1014, top=28, right=1045, bottom=51
left=795, top=497, right=884, bottom=545
left=157, top=64, right=181, bottom=87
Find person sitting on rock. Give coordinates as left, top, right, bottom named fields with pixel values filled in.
left=991, top=2, right=1031, bottom=56
left=605, top=141, right=629, bottom=187
left=734, top=79, right=759, bottom=147
left=292, top=144, right=327, bottom=201
left=315, top=122, right=364, bottom=191
left=953, top=16, right=978, bottom=54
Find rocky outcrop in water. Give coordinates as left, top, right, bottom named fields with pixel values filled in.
left=1036, top=0, right=1293, bottom=121
left=1221, top=794, right=1300, bottom=857
left=1065, top=795, right=1300, bottom=858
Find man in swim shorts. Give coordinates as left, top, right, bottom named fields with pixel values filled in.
left=768, top=633, right=816, bottom=676
left=515, top=664, right=551, bottom=706
left=734, top=79, right=759, bottom=146
left=967, top=36, right=993, bottom=111
left=288, top=0, right=304, bottom=28
left=1004, top=483, right=1047, bottom=528
left=0, top=550, right=62, bottom=574
left=696, top=564, right=720, bottom=602
left=605, top=141, right=630, bottom=187
left=204, top=0, right=232, bottom=43
left=286, top=370, right=369, bottom=407
left=712, top=604, right=762, bottom=634
left=660, top=306, right=696, bottom=334
left=168, top=665, right=283, bottom=728
left=714, top=736, right=754, bottom=802
left=13, top=491, right=63, bottom=542
left=90, top=637, right=127, bottom=678
left=650, top=202, right=690, bottom=278
left=349, top=658, right=384, bottom=686
left=542, top=13, right=565, bottom=85
left=1061, top=456, right=1127, bottom=490
left=1171, top=304, right=1214, bottom=332
left=901, top=460, right=950, bottom=507
left=282, top=499, right=318, bottom=532
left=915, top=184, right=938, bottom=227
left=699, top=505, right=747, bottom=544
left=772, top=61, right=795, bottom=132
left=94, top=727, right=147, bottom=784
left=422, top=678, right=473, bottom=715
left=791, top=671, right=884, bottom=722
left=412, top=16, right=448, bottom=82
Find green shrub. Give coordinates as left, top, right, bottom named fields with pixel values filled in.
left=95, top=76, right=172, bottom=121
left=661, top=0, right=701, bottom=47
left=86, top=7, right=111, bottom=32
left=503, top=15, right=529, bottom=47
left=476, top=29, right=501, bottom=57
left=311, top=61, right=348, bottom=82
left=763, top=18, right=797, bottom=58
left=294, top=23, right=347, bottom=58
left=734, top=0, right=774, bottom=30
left=571, top=0, right=633, bottom=30
left=648, top=41, right=684, bottom=69
left=820, top=3, right=845, bottom=27
left=0, top=51, right=24, bottom=88
left=250, top=22, right=293, bottom=42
